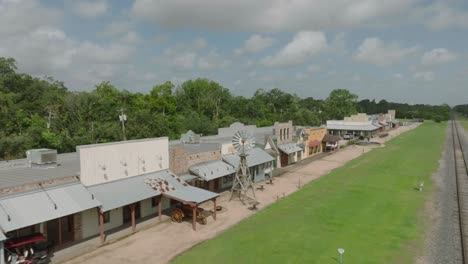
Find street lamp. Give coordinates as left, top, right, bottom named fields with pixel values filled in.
left=338, top=248, right=345, bottom=264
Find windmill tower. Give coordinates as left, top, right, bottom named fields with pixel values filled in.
left=230, top=130, right=257, bottom=204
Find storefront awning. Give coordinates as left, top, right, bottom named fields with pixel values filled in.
left=308, top=140, right=321, bottom=148
left=0, top=182, right=100, bottom=232
left=278, top=143, right=303, bottom=155
left=88, top=172, right=164, bottom=212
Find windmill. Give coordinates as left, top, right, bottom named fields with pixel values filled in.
left=230, top=130, right=257, bottom=205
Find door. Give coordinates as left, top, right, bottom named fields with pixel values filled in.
left=61, top=215, right=74, bottom=244
left=46, top=216, right=75, bottom=247
left=46, top=219, right=60, bottom=246
left=280, top=152, right=288, bottom=167
left=123, top=203, right=141, bottom=224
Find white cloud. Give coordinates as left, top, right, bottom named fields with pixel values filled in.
left=354, top=37, right=419, bottom=66
left=307, top=65, right=321, bottom=73
left=262, top=31, right=327, bottom=67
left=0, top=0, right=135, bottom=89
left=416, top=2, right=468, bottom=30
left=73, top=0, right=108, bottom=17
left=194, top=38, right=208, bottom=49
left=100, top=20, right=134, bottom=37
left=421, top=48, right=457, bottom=66
left=131, top=0, right=415, bottom=31
left=235, top=34, right=273, bottom=55
left=413, top=71, right=435, bottom=81
left=0, top=0, right=62, bottom=37
left=394, top=73, right=404, bottom=79
left=120, top=31, right=140, bottom=45
left=160, top=47, right=197, bottom=72
left=198, top=50, right=231, bottom=71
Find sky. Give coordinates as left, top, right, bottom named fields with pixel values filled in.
left=1, top=0, right=468, bottom=105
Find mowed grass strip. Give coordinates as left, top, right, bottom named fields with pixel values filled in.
left=172, top=122, right=446, bottom=264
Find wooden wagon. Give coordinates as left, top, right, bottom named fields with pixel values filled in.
left=171, top=204, right=207, bottom=225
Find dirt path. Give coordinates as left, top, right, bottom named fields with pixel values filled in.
left=62, top=124, right=418, bottom=264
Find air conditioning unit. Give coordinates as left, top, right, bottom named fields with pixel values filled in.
left=26, top=149, right=58, bottom=166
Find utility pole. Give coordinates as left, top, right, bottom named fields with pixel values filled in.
left=119, top=108, right=127, bottom=141
left=46, top=111, right=53, bottom=133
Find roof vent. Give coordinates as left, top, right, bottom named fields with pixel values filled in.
left=26, top=149, right=57, bottom=168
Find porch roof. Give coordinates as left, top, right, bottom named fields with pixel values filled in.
left=0, top=182, right=99, bottom=232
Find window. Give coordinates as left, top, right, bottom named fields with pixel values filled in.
left=151, top=197, right=158, bottom=207
left=98, top=211, right=110, bottom=224
left=223, top=174, right=234, bottom=184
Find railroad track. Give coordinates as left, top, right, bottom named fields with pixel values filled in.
left=452, top=117, right=468, bottom=263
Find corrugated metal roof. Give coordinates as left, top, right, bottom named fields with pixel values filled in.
left=145, top=171, right=218, bottom=204
left=326, top=124, right=379, bottom=131
left=0, top=182, right=99, bottom=232
left=189, top=160, right=235, bottom=181
left=278, top=143, right=303, bottom=155
left=178, top=174, right=198, bottom=182
left=178, top=143, right=220, bottom=154
left=88, top=172, right=162, bottom=212
left=166, top=186, right=218, bottom=204
left=223, top=148, right=274, bottom=169
left=0, top=153, right=80, bottom=189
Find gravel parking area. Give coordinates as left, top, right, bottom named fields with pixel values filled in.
left=61, top=124, right=418, bottom=264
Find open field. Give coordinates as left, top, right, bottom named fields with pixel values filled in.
left=172, top=122, right=446, bottom=264
left=458, top=116, right=468, bottom=132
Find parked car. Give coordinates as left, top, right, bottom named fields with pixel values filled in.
left=343, top=133, right=354, bottom=140
left=4, top=233, right=50, bottom=264
left=326, top=142, right=338, bottom=150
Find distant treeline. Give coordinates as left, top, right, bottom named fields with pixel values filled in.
left=358, top=99, right=450, bottom=122
left=454, top=104, right=468, bottom=117
left=0, top=57, right=450, bottom=159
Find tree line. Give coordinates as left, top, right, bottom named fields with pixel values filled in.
left=0, top=57, right=450, bottom=159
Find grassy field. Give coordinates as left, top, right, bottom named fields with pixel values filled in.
left=458, top=116, right=468, bottom=131
left=172, top=122, right=446, bottom=264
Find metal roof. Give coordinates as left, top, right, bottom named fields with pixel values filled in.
left=166, top=186, right=218, bottom=204
left=88, top=172, right=162, bottom=212
left=0, top=153, right=80, bottom=189
left=278, top=143, right=303, bottom=155
left=177, top=143, right=220, bottom=154
left=223, top=148, right=274, bottom=169
left=145, top=170, right=218, bottom=204
left=189, top=160, right=235, bottom=181
left=0, top=182, right=99, bottom=232
left=178, top=174, right=198, bottom=182
left=326, top=124, right=379, bottom=131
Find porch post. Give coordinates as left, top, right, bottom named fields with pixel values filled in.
left=99, top=209, right=105, bottom=244
left=212, top=198, right=217, bottom=220
left=192, top=205, right=197, bottom=231
left=158, top=196, right=162, bottom=221
left=58, top=217, right=62, bottom=246
left=130, top=204, right=136, bottom=232
left=1, top=241, right=5, bottom=264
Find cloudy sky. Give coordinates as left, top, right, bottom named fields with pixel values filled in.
left=1, top=0, right=468, bottom=105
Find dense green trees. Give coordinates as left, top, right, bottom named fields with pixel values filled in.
left=358, top=99, right=451, bottom=121
left=454, top=104, right=468, bottom=117
left=0, top=57, right=452, bottom=159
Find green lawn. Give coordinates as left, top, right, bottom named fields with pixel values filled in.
left=172, top=122, right=446, bottom=264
